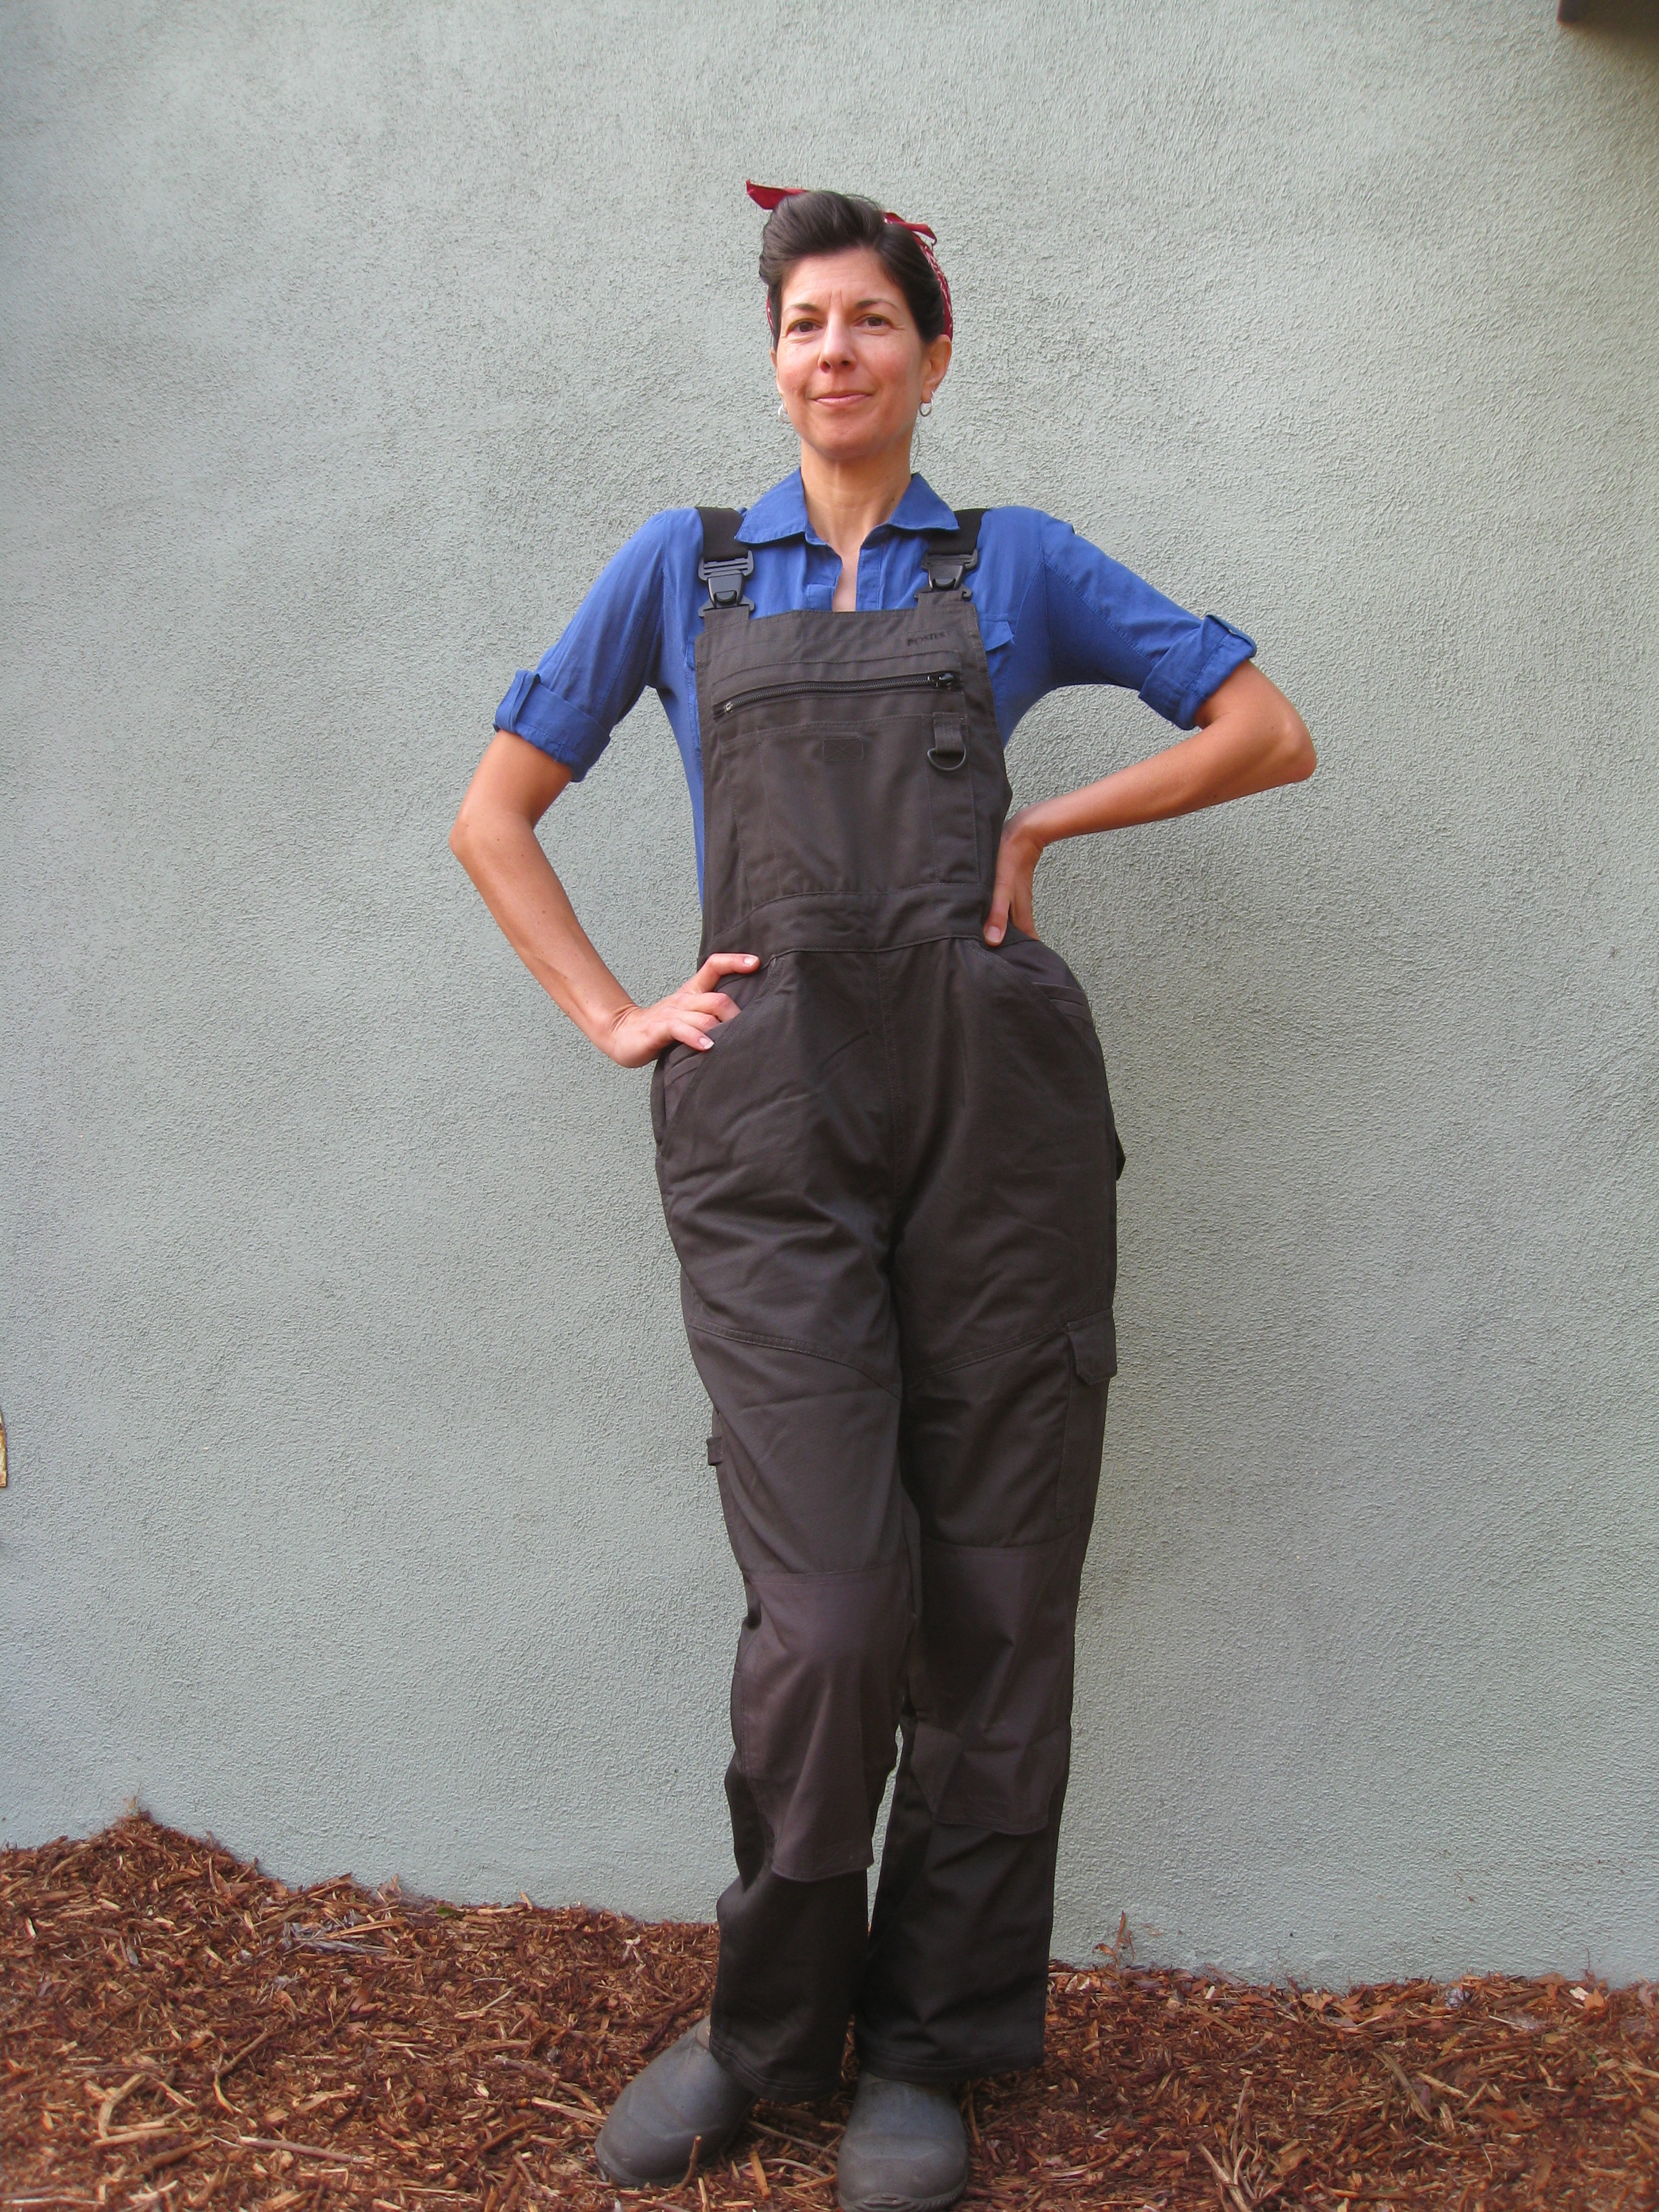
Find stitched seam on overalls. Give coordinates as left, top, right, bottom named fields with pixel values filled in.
left=686, top=1319, right=903, bottom=1400
left=745, top=1561, right=909, bottom=1587
left=916, top=1530, right=1076, bottom=1561
left=735, top=923, right=985, bottom=959
left=872, top=954, right=911, bottom=1221
left=739, top=889, right=983, bottom=913
left=905, top=1310, right=1111, bottom=1385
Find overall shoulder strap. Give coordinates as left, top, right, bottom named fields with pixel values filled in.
left=697, top=506, right=754, bottom=615
left=920, top=508, right=986, bottom=594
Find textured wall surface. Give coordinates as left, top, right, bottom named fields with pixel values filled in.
left=3, top=1, right=1656, bottom=1985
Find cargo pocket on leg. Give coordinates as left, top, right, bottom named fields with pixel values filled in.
left=1057, top=1315, right=1115, bottom=1532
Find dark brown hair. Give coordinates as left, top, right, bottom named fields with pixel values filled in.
left=758, top=191, right=949, bottom=346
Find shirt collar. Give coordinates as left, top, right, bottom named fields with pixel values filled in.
left=735, top=469, right=958, bottom=546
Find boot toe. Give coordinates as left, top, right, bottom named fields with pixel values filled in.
left=836, top=2076, right=968, bottom=2212
left=594, top=2022, right=754, bottom=2186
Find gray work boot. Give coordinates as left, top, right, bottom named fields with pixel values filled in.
left=836, top=2074, right=968, bottom=2212
left=594, top=2018, right=755, bottom=2186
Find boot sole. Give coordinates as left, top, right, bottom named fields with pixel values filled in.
left=836, top=2188, right=966, bottom=2212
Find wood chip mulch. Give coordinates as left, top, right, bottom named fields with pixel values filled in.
left=3, top=1817, right=1656, bottom=2211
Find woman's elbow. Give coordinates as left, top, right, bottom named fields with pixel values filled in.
left=1283, top=708, right=1318, bottom=787
left=449, top=796, right=485, bottom=871
left=1273, top=701, right=1316, bottom=785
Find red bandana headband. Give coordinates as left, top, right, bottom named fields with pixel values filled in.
left=746, top=180, right=954, bottom=340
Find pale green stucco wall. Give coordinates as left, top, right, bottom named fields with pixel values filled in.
left=3, top=1, right=1656, bottom=1984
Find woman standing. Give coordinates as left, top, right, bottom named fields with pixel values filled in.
left=451, top=185, right=1313, bottom=2212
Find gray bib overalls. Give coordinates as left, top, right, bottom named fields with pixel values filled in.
left=651, top=510, right=1120, bottom=2099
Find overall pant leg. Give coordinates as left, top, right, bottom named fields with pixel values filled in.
left=855, top=930, right=1118, bottom=2083
left=653, top=952, right=912, bottom=2102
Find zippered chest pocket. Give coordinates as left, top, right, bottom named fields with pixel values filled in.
left=705, top=667, right=980, bottom=903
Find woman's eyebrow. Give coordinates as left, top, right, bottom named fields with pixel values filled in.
left=781, top=293, right=901, bottom=317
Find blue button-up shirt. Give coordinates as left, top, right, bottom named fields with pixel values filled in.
left=495, top=472, right=1255, bottom=888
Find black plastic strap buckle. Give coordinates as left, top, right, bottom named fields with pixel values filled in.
left=921, top=544, right=979, bottom=595
left=699, top=550, right=755, bottom=614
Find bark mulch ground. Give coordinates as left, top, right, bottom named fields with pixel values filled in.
left=3, top=1818, right=1656, bottom=2211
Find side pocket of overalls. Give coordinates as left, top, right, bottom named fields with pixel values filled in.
left=1057, top=1315, right=1115, bottom=1532
left=652, top=1042, right=705, bottom=1149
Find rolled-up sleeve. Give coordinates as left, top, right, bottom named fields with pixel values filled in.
left=494, top=511, right=682, bottom=779
left=1040, top=520, right=1256, bottom=730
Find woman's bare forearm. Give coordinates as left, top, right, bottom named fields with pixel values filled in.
left=983, top=659, right=1315, bottom=943
left=451, top=800, right=635, bottom=1048
left=449, top=731, right=757, bottom=1069
left=1020, top=659, right=1315, bottom=848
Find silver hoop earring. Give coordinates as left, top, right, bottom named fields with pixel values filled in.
left=919, top=398, right=934, bottom=417
left=777, top=398, right=788, bottom=419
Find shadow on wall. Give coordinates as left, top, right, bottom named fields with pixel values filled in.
left=1558, top=0, right=1659, bottom=33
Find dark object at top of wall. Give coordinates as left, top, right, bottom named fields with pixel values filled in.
left=1558, top=0, right=1659, bottom=27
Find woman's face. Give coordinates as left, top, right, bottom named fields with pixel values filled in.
left=773, top=247, right=951, bottom=470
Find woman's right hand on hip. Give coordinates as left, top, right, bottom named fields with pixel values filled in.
left=599, top=952, right=760, bottom=1068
